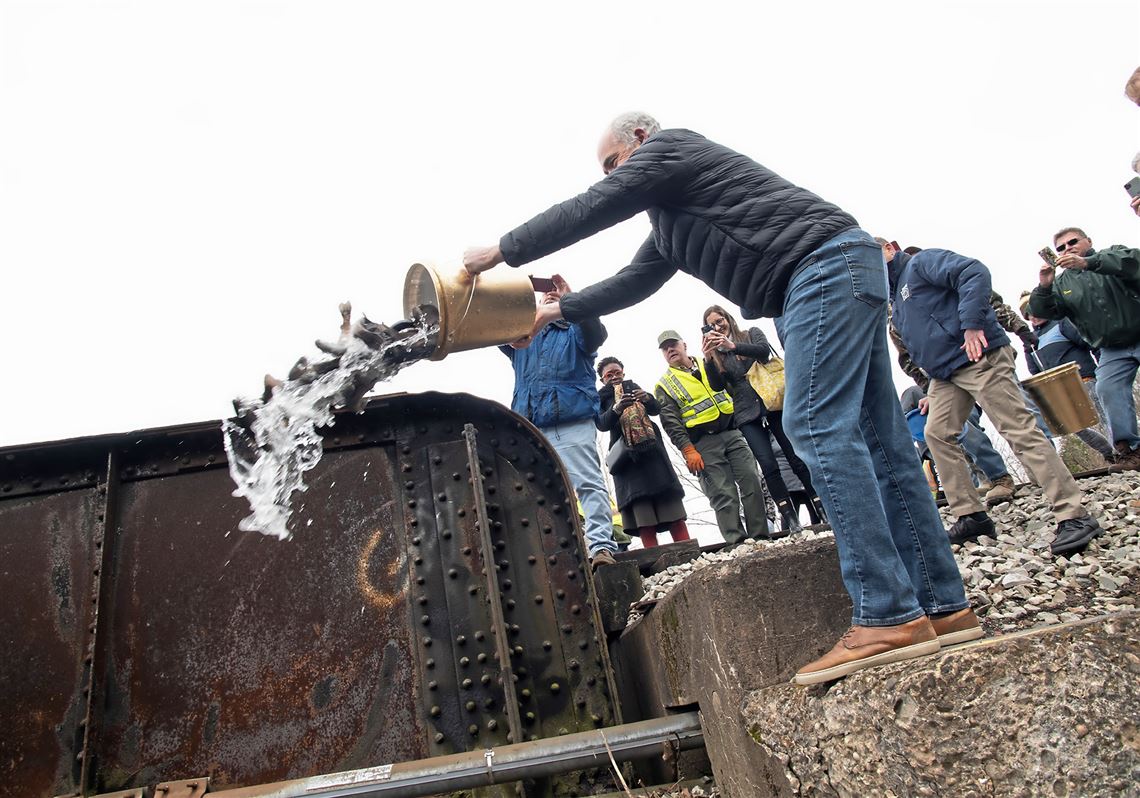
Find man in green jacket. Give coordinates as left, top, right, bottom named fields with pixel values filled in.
left=1028, top=227, right=1140, bottom=471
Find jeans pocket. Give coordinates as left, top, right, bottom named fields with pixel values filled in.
left=840, top=239, right=889, bottom=307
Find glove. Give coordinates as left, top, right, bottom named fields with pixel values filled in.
left=682, top=444, right=704, bottom=475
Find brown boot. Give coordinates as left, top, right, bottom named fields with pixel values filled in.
left=792, top=616, right=940, bottom=685
left=930, top=608, right=984, bottom=645
left=984, top=474, right=1016, bottom=506
left=1109, top=442, right=1140, bottom=473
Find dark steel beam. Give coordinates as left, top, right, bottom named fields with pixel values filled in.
left=204, top=713, right=702, bottom=798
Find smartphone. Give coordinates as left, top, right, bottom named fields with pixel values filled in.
left=700, top=323, right=714, bottom=334
left=1038, top=247, right=1058, bottom=268
left=530, top=276, right=556, bottom=293
left=1126, top=176, right=1140, bottom=199
left=621, top=379, right=635, bottom=392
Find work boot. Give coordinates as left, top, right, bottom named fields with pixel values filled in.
left=946, top=511, right=995, bottom=545
left=1050, top=514, right=1103, bottom=556
left=776, top=500, right=803, bottom=535
left=930, top=608, right=984, bottom=646
left=792, top=616, right=940, bottom=685
left=589, top=549, right=617, bottom=571
left=984, top=474, right=1017, bottom=506
left=1109, top=442, right=1140, bottom=473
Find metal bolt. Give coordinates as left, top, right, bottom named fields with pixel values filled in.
left=459, top=656, right=470, bottom=667
left=550, top=682, right=561, bottom=693
left=423, top=637, right=432, bottom=647
left=430, top=705, right=441, bottom=717
left=534, top=596, right=543, bottom=605
left=434, top=732, right=445, bottom=743
left=465, top=701, right=477, bottom=712
left=426, top=658, right=435, bottom=668
left=461, top=678, right=473, bottom=689
left=488, top=719, right=498, bottom=731
left=456, top=635, right=466, bottom=645
left=428, top=680, right=438, bottom=691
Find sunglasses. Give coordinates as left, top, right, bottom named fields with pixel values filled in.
left=1055, top=237, right=1081, bottom=253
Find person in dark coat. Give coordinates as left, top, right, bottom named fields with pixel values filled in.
left=464, top=112, right=972, bottom=686
left=595, top=356, right=689, bottom=548
left=699, top=304, right=821, bottom=533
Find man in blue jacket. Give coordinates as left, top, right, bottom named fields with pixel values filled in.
left=883, top=241, right=1101, bottom=556
left=501, top=277, right=618, bottom=569
left=466, top=113, right=974, bottom=687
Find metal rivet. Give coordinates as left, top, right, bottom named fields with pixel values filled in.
left=421, top=615, right=430, bottom=626
left=550, top=682, right=561, bottom=693
left=426, top=658, right=435, bottom=668
left=466, top=701, right=477, bottom=712
left=423, top=637, right=432, bottom=647
left=569, top=659, right=579, bottom=670
left=434, top=732, right=445, bottom=743
left=571, top=604, right=581, bottom=615
left=562, top=624, right=573, bottom=634
left=448, top=569, right=458, bottom=579
left=462, top=678, right=473, bottom=689
left=418, top=595, right=428, bottom=605
left=457, top=635, right=467, bottom=645
left=579, top=640, right=589, bottom=650
left=488, top=719, right=498, bottom=731
left=475, top=630, right=485, bottom=641
left=501, top=580, right=512, bottom=590
left=567, top=571, right=576, bottom=580
left=477, top=653, right=488, bottom=663
left=481, top=674, right=491, bottom=685
left=460, top=656, right=470, bottom=667
left=430, top=705, right=441, bottom=717
left=543, top=640, right=552, bottom=651
left=534, top=596, right=543, bottom=605
left=428, top=680, right=438, bottom=691
left=556, top=590, right=565, bottom=599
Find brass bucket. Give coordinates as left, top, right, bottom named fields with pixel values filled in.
left=403, top=262, right=536, bottom=361
left=1020, top=362, right=1098, bottom=435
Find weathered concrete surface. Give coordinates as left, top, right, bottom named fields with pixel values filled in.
left=743, top=612, right=1140, bottom=797
left=615, top=537, right=852, bottom=797
left=594, top=559, right=644, bottom=635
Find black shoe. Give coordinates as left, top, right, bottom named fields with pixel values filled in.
left=777, top=501, right=804, bottom=535
left=1051, top=515, right=1103, bottom=556
left=947, top=511, right=995, bottom=545
left=810, top=496, right=828, bottom=525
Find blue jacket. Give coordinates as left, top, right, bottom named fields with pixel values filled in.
left=1029, top=319, right=1098, bottom=378
left=888, top=249, right=1010, bottom=380
left=500, top=318, right=607, bottom=428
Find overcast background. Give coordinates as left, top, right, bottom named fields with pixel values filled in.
left=2, top=1, right=1137, bottom=460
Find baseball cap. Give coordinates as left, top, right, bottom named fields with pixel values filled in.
left=657, top=329, right=682, bottom=348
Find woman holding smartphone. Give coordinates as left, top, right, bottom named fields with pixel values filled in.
left=595, top=356, right=690, bottom=548
left=701, top=305, right=824, bottom=534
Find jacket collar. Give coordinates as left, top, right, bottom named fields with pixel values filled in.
left=887, top=251, right=911, bottom=294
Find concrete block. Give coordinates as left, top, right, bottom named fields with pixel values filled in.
left=743, top=612, right=1140, bottom=796
left=614, top=537, right=852, bottom=797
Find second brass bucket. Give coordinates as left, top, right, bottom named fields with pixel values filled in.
left=1020, top=362, right=1099, bottom=435
left=403, top=262, right=537, bottom=361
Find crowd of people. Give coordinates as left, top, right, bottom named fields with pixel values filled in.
left=467, top=88, right=1139, bottom=686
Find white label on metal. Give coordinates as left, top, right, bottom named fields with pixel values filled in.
left=305, top=764, right=394, bottom=791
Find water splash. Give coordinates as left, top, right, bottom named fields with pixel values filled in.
left=223, top=314, right=436, bottom=540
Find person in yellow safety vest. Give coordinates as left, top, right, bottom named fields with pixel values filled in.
left=653, top=330, right=772, bottom=546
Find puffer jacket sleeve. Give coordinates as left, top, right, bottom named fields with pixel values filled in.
left=559, top=236, right=678, bottom=322
left=499, top=137, right=694, bottom=267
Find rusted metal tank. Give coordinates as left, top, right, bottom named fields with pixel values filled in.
left=0, top=393, right=619, bottom=798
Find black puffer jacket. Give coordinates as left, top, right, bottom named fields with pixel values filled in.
left=703, top=328, right=773, bottom=426
left=500, top=129, right=858, bottom=320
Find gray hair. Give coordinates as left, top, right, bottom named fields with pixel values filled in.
left=1132, top=150, right=1140, bottom=175
left=609, top=112, right=661, bottom=146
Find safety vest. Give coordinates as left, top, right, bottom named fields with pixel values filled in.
left=656, top=359, right=734, bottom=428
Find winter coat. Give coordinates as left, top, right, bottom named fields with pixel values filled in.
left=499, top=128, right=858, bottom=321
left=1027, top=245, right=1140, bottom=349
left=887, top=249, right=1010, bottom=381
left=702, top=327, right=773, bottom=426
left=596, top=382, right=684, bottom=512
left=500, top=318, right=607, bottom=428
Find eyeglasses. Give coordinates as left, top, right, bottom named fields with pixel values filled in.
left=1056, top=237, right=1081, bottom=253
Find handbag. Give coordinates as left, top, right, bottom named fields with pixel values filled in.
left=605, top=437, right=632, bottom=470
left=746, top=354, right=786, bottom=411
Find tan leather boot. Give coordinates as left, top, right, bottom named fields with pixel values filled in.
left=930, top=607, right=984, bottom=645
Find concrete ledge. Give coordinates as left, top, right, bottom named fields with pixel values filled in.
left=614, top=537, right=852, bottom=797
left=743, top=612, right=1140, bottom=796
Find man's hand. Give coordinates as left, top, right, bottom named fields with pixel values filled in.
left=681, top=444, right=704, bottom=475
left=463, top=245, right=504, bottom=275
left=550, top=273, right=571, bottom=297
left=1056, top=252, right=1088, bottom=272
left=961, top=329, right=988, bottom=361
left=918, top=396, right=930, bottom=415
left=1038, top=264, right=1055, bottom=288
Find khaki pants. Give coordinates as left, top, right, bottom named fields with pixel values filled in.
left=926, top=346, right=1084, bottom=520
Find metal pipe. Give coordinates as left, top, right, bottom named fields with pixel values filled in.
left=207, top=713, right=702, bottom=798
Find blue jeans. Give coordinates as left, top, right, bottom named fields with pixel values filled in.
left=540, top=417, right=617, bottom=556
left=1096, top=342, right=1140, bottom=450
left=779, top=229, right=968, bottom=626
left=961, top=407, right=1009, bottom=481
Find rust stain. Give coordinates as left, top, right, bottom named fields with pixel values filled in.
left=357, top=526, right=404, bottom=611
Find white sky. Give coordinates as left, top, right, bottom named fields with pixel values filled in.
left=2, top=0, right=1139, bottom=451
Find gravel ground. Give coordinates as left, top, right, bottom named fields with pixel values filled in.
left=627, top=473, right=1140, bottom=633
